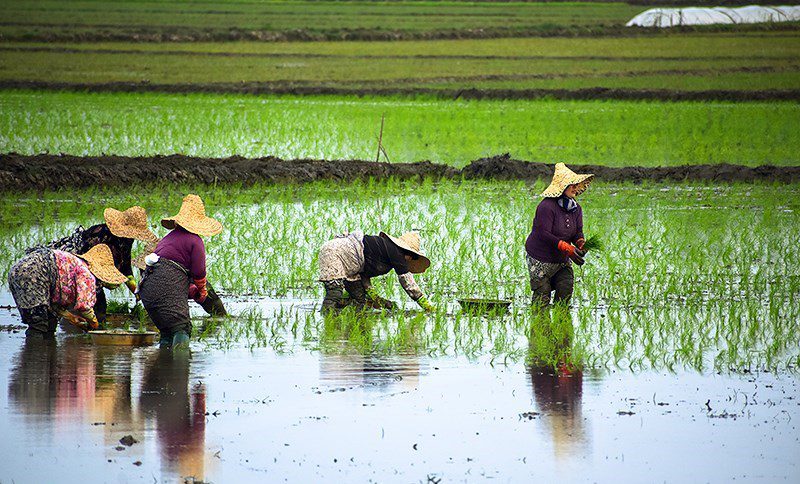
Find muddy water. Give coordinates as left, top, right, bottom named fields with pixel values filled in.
left=1, top=305, right=798, bottom=483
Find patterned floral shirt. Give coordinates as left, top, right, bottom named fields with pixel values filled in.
left=51, top=250, right=97, bottom=312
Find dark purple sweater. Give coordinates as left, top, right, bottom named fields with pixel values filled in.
left=155, top=226, right=207, bottom=279
left=525, top=198, right=584, bottom=263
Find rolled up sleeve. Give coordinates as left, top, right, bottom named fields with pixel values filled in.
left=397, top=272, right=424, bottom=301
left=73, top=265, right=97, bottom=312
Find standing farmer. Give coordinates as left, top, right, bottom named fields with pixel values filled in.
left=525, top=163, right=594, bottom=307
left=138, top=194, right=222, bottom=348
left=318, top=230, right=435, bottom=312
left=26, top=206, right=157, bottom=322
left=8, top=244, right=127, bottom=338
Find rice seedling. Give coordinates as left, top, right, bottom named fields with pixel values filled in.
left=582, top=234, right=603, bottom=252
left=1, top=91, right=798, bottom=167
left=1, top=178, right=798, bottom=373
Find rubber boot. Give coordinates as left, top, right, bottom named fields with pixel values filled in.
left=172, top=330, right=190, bottom=349
left=343, top=280, right=367, bottom=309
left=322, top=280, right=344, bottom=312
left=20, top=305, right=57, bottom=339
left=159, top=330, right=173, bottom=348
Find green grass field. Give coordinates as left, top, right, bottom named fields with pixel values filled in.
left=2, top=33, right=799, bottom=92
left=2, top=90, right=798, bottom=166
left=0, top=0, right=644, bottom=40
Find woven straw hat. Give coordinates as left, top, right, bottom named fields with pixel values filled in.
left=540, top=163, right=594, bottom=198
left=380, top=231, right=431, bottom=274
left=161, top=194, right=222, bottom=237
left=77, top=244, right=127, bottom=285
left=103, top=206, right=157, bottom=241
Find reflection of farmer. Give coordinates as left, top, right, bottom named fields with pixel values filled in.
left=528, top=364, right=586, bottom=457
left=317, top=230, right=434, bottom=312
left=527, top=310, right=587, bottom=458
left=8, top=244, right=127, bottom=338
left=139, top=194, right=222, bottom=348
left=140, top=349, right=207, bottom=480
left=525, top=163, right=594, bottom=307
left=26, top=206, right=157, bottom=323
left=8, top=336, right=58, bottom=414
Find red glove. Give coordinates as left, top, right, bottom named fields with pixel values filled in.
left=575, top=238, right=586, bottom=251
left=558, top=240, right=585, bottom=265
left=558, top=240, right=576, bottom=257
left=193, top=277, right=208, bottom=303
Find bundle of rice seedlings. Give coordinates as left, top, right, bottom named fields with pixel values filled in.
left=583, top=234, right=603, bottom=252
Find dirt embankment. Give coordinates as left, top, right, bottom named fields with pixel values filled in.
left=462, top=153, right=800, bottom=183
left=3, top=80, right=799, bottom=102
left=1, top=21, right=798, bottom=43
left=2, top=153, right=799, bottom=191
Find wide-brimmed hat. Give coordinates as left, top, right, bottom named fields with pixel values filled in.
left=77, top=244, right=127, bottom=285
left=103, top=206, right=157, bottom=241
left=161, top=194, right=222, bottom=237
left=540, top=163, right=594, bottom=198
left=380, top=231, right=431, bottom=274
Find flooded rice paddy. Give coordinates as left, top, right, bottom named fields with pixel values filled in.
left=1, top=179, right=799, bottom=481
left=0, top=303, right=798, bottom=482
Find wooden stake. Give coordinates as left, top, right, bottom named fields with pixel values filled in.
left=375, top=113, right=385, bottom=163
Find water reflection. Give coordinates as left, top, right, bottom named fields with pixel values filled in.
left=140, top=349, right=207, bottom=480
left=318, top=315, right=422, bottom=388
left=7, top=337, right=209, bottom=481
left=527, top=309, right=588, bottom=458
left=8, top=336, right=59, bottom=417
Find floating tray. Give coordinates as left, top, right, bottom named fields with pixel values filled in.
left=458, top=298, right=512, bottom=314
left=88, top=330, right=158, bottom=346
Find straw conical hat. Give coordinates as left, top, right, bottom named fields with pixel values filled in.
left=380, top=231, right=431, bottom=274
left=77, top=244, right=127, bottom=285
left=540, top=163, right=594, bottom=198
left=161, top=194, right=222, bottom=237
left=103, top=206, right=157, bottom=241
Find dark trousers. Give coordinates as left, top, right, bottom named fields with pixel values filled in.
left=139, top=260, right=192, bottom=337
left=321, top=279, right=366, bottom=311
left=19, top=305, right=58, bottom=337
left=531, top=265, right=574, bottom=307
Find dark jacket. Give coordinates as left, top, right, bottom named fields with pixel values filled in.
left=525, top=198, right=584, bottom=263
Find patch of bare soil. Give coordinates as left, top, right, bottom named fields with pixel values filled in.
left=1, top=153, right=798, bottom=191
left=1, top=22, right=797, bottom=43
left=2, top=80, right=799, bottom=101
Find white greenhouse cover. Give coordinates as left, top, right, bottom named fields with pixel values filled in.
left=626, top=5, right=800, bottom=27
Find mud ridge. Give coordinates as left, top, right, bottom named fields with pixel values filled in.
left=1, top=153, right=798, bottom=191
left=3, top=80, right=800, bottom=101
left=1, top=22, right=798, bottom=43
left=2, top=45, right=794, bottom=63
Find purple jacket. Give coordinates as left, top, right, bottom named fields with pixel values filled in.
left=155, top=227, right=207, bottom=279
left=525, top=198, right=584, bottom=263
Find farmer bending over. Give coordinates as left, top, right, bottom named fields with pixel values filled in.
left=318, top=230, right=435, bottom=312
left=26, top=206, right=157, bottom=323
left=134, top=238, right=227, bottom=317
left=525, top=163, right=594, bottom=307
left=8, top=244, right=127, bottom=338
left=139, top=194, right=222, bottom=348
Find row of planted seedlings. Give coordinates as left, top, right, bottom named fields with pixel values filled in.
left=1, top=179, right=799, bottom=372
left=4, top=91, right=799, bottom=167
